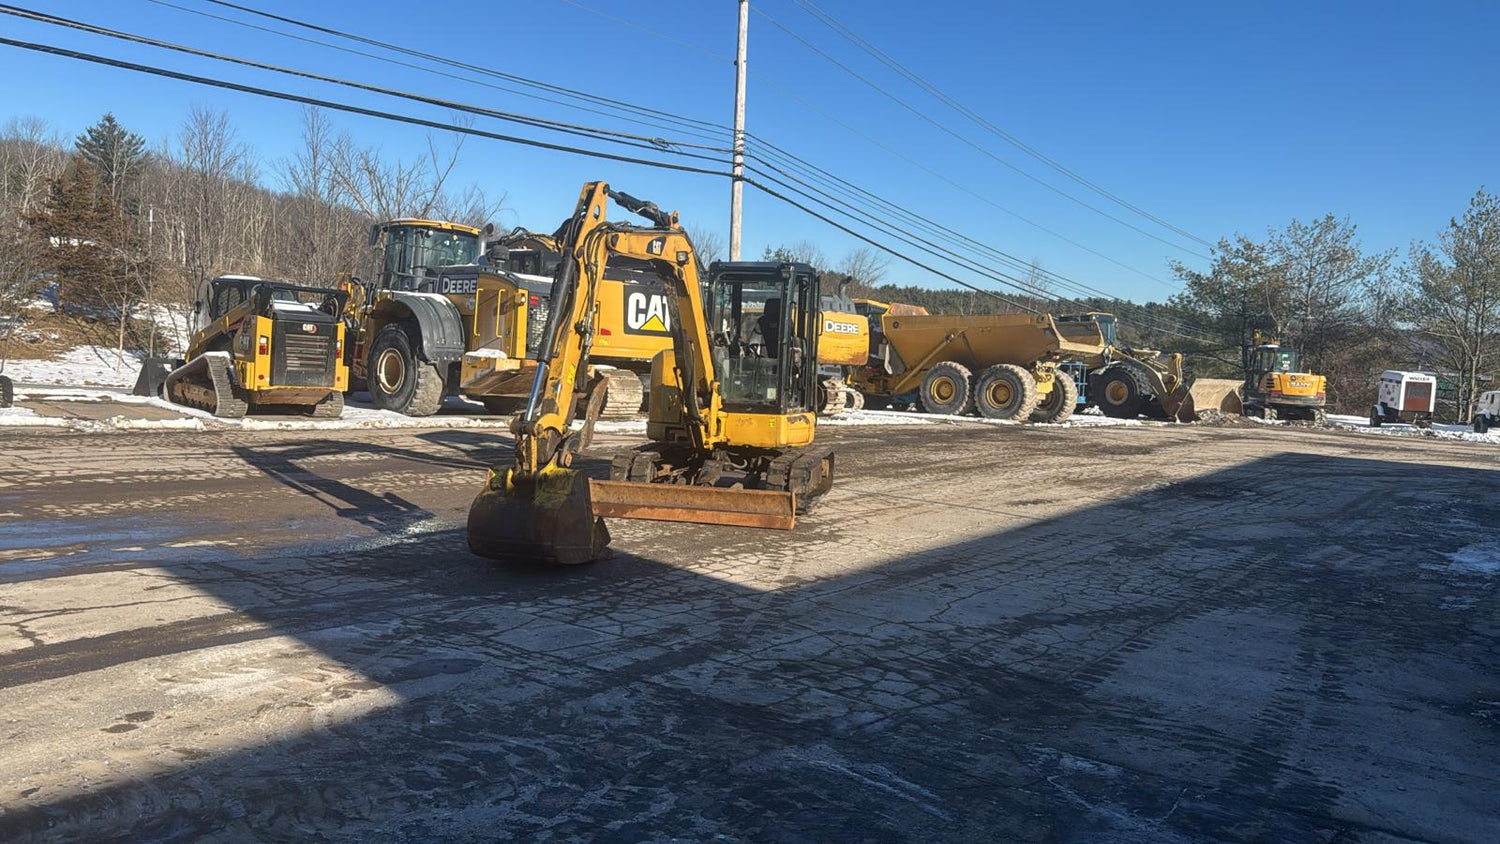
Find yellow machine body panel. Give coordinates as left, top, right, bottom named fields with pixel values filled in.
left=817, top=311, right=869, bottom=368
left=647, top=350, right=817, bottom=449
left=591, top=277, right=676, bottom=365
left=231, top=314, right=349, bottom=401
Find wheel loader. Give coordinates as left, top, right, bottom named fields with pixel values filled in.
left=1053, top=312, right=1243, bottom=422
left=133, top=275, right=349, bottom=418
left=466, top=181, right=835, bottom=565
left=343, top=219, right=672, bottom=419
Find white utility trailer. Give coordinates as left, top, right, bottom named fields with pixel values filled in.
left=1371, top=370, right=1436, bottom=428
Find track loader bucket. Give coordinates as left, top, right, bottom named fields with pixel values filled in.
left=467, top=463, right=611, bottom=565
left=590, top=480, right=797, bottom=530
left=132, top=357, right=180, bottom=398
left=1164, top=377, right=1244, bottom=422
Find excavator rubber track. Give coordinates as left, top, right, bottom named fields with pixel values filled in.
left=166, top=353, right=248, bottom=419
left=766, top=445, right=836, bottom=514
left=597, top=369, right=645, bottom=419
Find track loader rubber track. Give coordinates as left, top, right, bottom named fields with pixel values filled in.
left=597, top=370, right=645, bottom=419
left=307, top=390, right=344, bottom=419
left=168, top=353, right=248, bottom=419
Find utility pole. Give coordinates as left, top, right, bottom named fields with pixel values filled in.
left=729, top=0, right=748, bottom=260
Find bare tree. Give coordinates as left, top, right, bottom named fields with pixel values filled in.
left=838, top=246, right=890, bottom=289
left=685, top=224, right=725, bottom=263
left=762, top=239, right=827, bottom=268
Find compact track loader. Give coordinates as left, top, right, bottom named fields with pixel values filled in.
left=466, top=182, right=835, bottom=565
left=134, top=276, right=348, bottom=418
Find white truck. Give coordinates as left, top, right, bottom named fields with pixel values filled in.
left=1371, top=370, right=1436, bottom=428
left=1473, top=389, right=1500, bottom=433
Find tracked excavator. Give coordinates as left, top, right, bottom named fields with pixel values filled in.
left=466, top=182, right=836, bottom=564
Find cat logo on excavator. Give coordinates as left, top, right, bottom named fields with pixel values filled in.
left=625, top=291, right=672, bottom=335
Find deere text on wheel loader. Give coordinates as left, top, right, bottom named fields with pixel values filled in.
left=134, top=275, right=348, bottom=418
left=466, top=181, right=836, bottom=565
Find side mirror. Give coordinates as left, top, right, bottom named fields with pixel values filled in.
left=368, top=223, right=380, bottom=246
left=192, top=300, right=202, bottom=316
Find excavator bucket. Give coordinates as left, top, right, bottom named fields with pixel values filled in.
left=590, top=480, right=797, bottom=530
left=467, top=463, right=611, bottom=565
left=1165, top=377, right=1244, bottom=422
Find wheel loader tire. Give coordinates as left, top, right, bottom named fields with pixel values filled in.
left=1030, top=374, right=1078, bottom=424
left=482, top=396, right=526, bottom=415
left=1094, top=364, right=1148, bottom=419
left=918, top=361, right=972, bottom=415
left=0, top=374, right=11, bottom=408
left=368, top=323, right=444, bottom=416
left=973, top=364, right=1037, bottom=420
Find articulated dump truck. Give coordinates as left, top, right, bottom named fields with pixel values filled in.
left=849, top=307, right=1098, bottom=422
left=1054, top=313, right=1243, bottom=422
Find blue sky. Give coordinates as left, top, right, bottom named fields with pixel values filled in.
left=1, top=0, right=1495, bottom=302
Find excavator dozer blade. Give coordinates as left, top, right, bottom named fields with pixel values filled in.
left=590, top=480, right=797, bottom=530
left=467, top=464, right=611, bottom=565
left=1170, top=378, right=1244, bottom=422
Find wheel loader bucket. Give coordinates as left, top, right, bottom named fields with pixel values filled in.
left=467, top=463, right=611, bottom=565
left=1166, top=378, right=1244, bottom=422
left=589, top=480, right=797, bottom=530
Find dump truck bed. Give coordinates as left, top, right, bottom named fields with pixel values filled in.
left=881, top=312, right=1100, bottom=373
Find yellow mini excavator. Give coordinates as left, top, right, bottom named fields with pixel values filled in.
left=466, top=182, right=836, bottom=564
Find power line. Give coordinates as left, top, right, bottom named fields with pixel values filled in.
left=0, top=4, right=731, bottom=161
left=550, top=0, right=1187, bottom=290
left=791, top=0, right=1215, bottom=249
left=751, top=5, right=1212, bottom=261
left=144, top=0, right=732, bottom=147
left=0, top=34, right=1035, bottom=313
left=0, top=36, right=731, bottom=177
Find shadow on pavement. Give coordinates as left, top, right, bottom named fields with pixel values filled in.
left=1, top=451, right=1497, bottom=841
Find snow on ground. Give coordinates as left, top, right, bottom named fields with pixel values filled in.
left=1, top=345, right=147, bottom=388
left=1326, top=413, right=1500, bottom=446
left=1445, top=543, right=1500, bottom=576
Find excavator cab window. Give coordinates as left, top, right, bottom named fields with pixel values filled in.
left=709, top=265, right=817, bottom=414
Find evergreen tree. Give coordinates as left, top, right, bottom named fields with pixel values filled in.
left=74, top=112, right=146, bottom=211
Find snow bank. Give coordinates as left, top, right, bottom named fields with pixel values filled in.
left=2, top=345, right=147, bottom=388
left=1327, top=414, right=1500, bottom=446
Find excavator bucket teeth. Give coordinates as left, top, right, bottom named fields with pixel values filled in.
left=1176, top=378, right=1244, bottom=421
left=467, top=464, right=611, bottom=565
left=590, top=480, right=797, bottom=530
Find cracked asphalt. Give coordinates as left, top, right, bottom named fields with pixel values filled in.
left=1, top=420, right=1497, bottom=841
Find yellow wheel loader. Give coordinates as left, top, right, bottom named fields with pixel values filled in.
left=133, top=276, right=349, bottom=418
left=466, top=182, right=835, bottom=565
left=1054, top=313, right=1243, bottom=422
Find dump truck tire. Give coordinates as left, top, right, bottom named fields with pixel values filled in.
left=1030, top=373, right=1078, bottom=424
left=368, top=323, right=444, bottom=416
left=973, top=364, right=1037, bottom=420
left=1095, top=364, right=1148, bottom=419
left=918, top=361, right=972, bottom=415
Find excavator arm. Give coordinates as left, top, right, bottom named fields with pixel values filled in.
left=467, top=182, right=726, bottom=564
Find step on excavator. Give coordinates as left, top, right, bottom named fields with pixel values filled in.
left=466, top=182, right=836, bottom=564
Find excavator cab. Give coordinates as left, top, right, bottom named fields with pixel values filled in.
left=706, top=263, right=818, bottom=417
